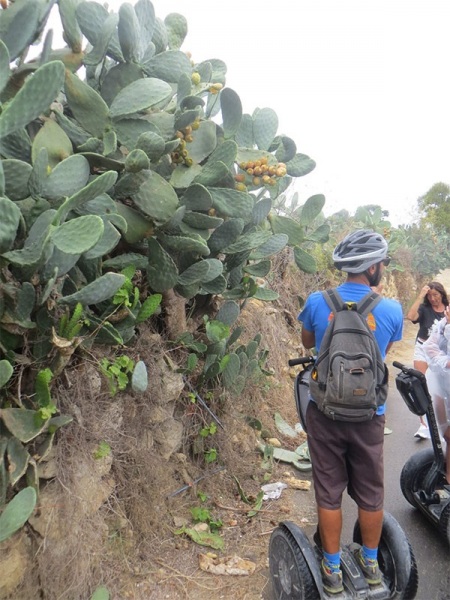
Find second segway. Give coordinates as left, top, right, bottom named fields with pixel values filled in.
left=393, top=361, right=450, bottom=545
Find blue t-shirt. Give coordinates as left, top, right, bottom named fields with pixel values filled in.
left=298, top=282, right=403, bottom=415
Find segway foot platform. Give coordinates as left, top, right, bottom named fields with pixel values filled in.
left=333, top=545, right=391, bottom=599
left=269, top=515, right=418, bottom=599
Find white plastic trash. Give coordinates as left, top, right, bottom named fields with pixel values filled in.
left=261, top=482, right=288, bottom=500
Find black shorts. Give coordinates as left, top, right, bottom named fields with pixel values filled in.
left=306, top=402, right=385, bottom=511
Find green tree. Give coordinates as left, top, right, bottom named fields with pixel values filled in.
left=417, top=182, right=450, bottom=232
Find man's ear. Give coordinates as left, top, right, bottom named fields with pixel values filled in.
left=367, top=264, right=377, bottom=276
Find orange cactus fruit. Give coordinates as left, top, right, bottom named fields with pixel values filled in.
left=234, top=174, right=245, bottom=182
left=252, top=177, right=261, bottom=186
left=185, top=134, right=194, bottom=143
left=235, top=182, right=247, bottom=192
left=239, top=162, right=247, bottom=170
left=262, top=175, right=271, bottom=184
left=276, top=167, right=287, bottom=177
left=246, top=168, right=254, bottom=176
left=191, top=72, right=201, bottom=85
left=268, top=178, right=276, bottom=186
left=191, top=120, right=200, bottom=130
left=253, top=166, right=262, bottom=176
left=260, top=156, right=268, bottom=164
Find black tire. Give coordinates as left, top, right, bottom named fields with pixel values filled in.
left=400, top=448, right=436, bottom=507
left=438, top=499, right=450, bottom=547
left=353, top=511, right=418, bottom=599
left=269, top=525, right=320, bottom=599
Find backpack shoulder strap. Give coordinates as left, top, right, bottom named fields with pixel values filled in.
left=357, top=291, right=382, bottom=317
left=322, top=288, right=344, bottom=313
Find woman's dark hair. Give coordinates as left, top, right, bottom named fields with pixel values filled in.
left=423, top=281, right=449, bottom=307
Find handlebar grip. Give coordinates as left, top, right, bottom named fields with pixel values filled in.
left=288, top=356, right=315, bottom=367
left=392, top=361, right=427, bottom=382
left=392, top=361, right=404, bottom=370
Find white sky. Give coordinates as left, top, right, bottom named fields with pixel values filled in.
left=53, top=1, right=450, bottom=226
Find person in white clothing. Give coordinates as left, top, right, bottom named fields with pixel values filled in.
left=406, top=282, right=449, bottom=439
left=423, top=306, right=450, bottom=484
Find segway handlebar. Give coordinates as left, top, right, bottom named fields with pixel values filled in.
left=288, top=356, right=315, bottom=367
left=392, top=361, right=427, bottom=383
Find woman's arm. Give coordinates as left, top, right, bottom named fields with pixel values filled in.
left=406, top=285, right=429, bottom=321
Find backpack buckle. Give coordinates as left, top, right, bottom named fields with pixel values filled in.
left=345, top=301, right=357, bottom=311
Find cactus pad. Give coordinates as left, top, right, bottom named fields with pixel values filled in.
left=0, top=61, right=65, bottom=140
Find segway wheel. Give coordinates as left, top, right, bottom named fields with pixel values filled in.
left=438, top=499, right=450, bottom=546
left=353, top=511, right=418, bottom=599
left=400, top=448, right=436, bottom=507
left=269, top=524, right=320, bottom=599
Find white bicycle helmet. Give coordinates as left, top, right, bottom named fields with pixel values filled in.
left=332, top=229, right=388, bottom=273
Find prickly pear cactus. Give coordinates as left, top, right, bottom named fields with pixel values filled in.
left=0, top=0, right=325, bottom=521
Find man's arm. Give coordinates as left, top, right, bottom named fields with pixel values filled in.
left=301, top=327, right=316, bottom=350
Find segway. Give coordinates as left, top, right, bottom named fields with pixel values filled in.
left=268, top=357, right=418, bottom=599
left=393, top=361, right=450, bottom=545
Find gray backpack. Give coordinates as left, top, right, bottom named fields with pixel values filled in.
left=309, top=288, right=389, bottom=422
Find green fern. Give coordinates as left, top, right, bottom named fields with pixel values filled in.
left=136, top=294, right=162, bottom=323
left=58, top=303, right=84, bottom=340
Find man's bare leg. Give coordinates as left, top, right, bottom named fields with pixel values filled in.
left=358, top=508, right=383, bottom=549
left=318, top=506, right=342, bottom=553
